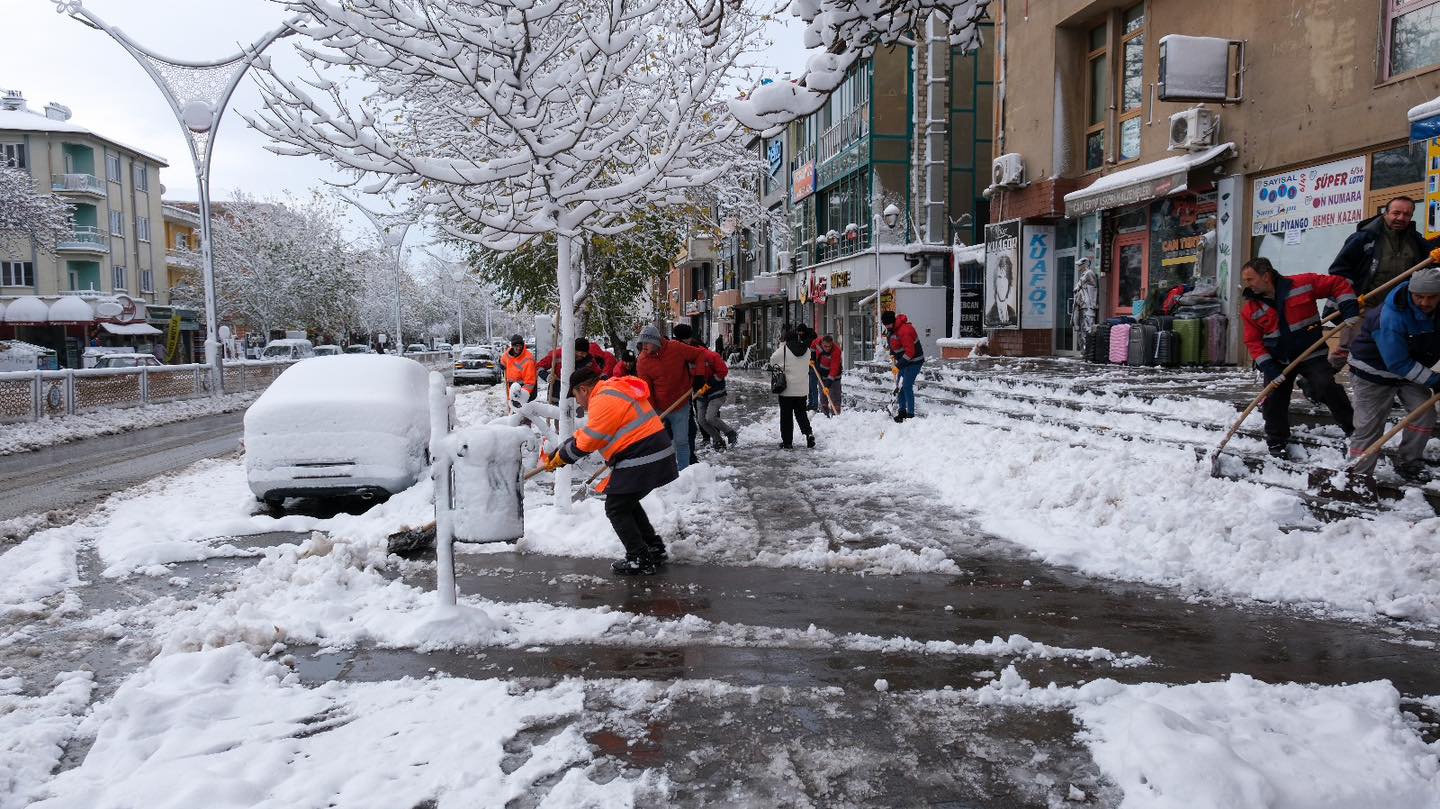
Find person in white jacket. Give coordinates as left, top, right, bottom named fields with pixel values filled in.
left=770, top=326, right=815, bottom=448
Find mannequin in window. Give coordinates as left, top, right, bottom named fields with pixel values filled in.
left=1072, top=257, right=1099, bottom=354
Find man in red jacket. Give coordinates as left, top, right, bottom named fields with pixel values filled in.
left=635, top=324, right=721, bottom=471
left=538, top=337, right=617, bottom=401
left=814, top=334, right=843, bottom=415
left=882, top=310, right=924, bottom=422
left=1240, top=257, right=1359, bottom=457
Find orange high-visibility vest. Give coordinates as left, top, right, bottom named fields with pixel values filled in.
left=501, top=348, right=537, bottom=393
left=573, top=376, right=667, bottom=463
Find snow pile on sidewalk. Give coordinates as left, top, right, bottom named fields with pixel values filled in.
left=824, top=406, right=1440, bottom=625
left=0, top=390, right=258, bottom=456
left=28, top=646, right=655, bottom=809
left=968, top=667, right=1440, bottom=809
left=0, top=671, right=94, bottom=808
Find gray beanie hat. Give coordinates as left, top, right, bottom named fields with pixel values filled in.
left=637, top=325, right=664, bottom=347
left=1410, top=267, right=1440, bottom=295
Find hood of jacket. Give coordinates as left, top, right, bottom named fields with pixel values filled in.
left=785, top=337, right=807, bottom=356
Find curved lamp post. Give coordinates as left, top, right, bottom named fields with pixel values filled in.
left=340, top=193, right=415, bottom=353
left=54, top=0, right=298, bottom=392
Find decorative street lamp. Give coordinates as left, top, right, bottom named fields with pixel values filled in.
left=341, top=193, right=415, bottom=354
left=54, top=1, right=298, bottom=392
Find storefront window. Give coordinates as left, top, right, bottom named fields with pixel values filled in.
left=1371, top=142, right=1426, bottom=190
left=1387, top=0, right=1440, bottom=78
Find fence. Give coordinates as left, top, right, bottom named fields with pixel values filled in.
left=0, top=353, right=455, bottom=424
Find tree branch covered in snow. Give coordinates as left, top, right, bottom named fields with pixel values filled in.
left=730, top=0, right=991, bottom=132
left=0, top=167, right=74, bottom=254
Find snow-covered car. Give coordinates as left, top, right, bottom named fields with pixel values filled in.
left=260, top=339, right=316, bottom=360
left=344, top=344, right=374, bottom=354
left=434, top=342, right=453, bottom=353
left=92, top=353, right=163, bottom=368
left=404, top=343, right=427, bottom=354
left=313, top=345, right=342, bottom=357
left=453, top=347, right=500, bottom=384
left=244, top=354, right=430, bottom=507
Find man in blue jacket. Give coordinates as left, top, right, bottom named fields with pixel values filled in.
left=1329, top=197, right=1434, bottom=296
left=1345, top=267, right=1440, bottom=480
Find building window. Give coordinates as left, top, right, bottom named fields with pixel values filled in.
left=140, top=269, right=154, bottom=293
left=1117, top=5, right=1145, bottom=162
left=1084, top=23, right=1108, bottom=171
left=1, top=261, right=35, bottom=287
left=137, top=217, right=151, bottom=242
left=0, top=142, right=25, bottom=170
left=106, top=154, right=122, bottom=182
left=1387, top=0, right=1440, bottom=78
left=174, top=231, right=190, bottom=250
left=132, top=164, right=148, bottom=192
left=109, top=210, right=124, bottom=236
left=112, top=265, right=127, bottom=291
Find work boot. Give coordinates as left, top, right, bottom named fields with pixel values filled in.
left=611, top=557, right=658, bottom=576
left=726, top=430, right=738, bottom=446
left=893, top=413, right=904, bottom=423
left=645, top=547, right=668, bottom=566
left=1266, top=441, right=1289, bottom=460
left=1396, top=460, right=1431, bottom=483
left=806, top=433, right=816, bottom=448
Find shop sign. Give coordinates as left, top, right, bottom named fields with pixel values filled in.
left=1067, top=171, right=1186, bottom=217
left=94, top=293, right=142, bottom=323
left=165, top=313, right=182, bottom=363
left=792, top=162, right=816, bottom=202
left=1251, top=155, right=1366, bottom=236
left=829, top=270, right=851, bottom=290
left=1021, top=225, right=1055, bottom=329
left=983, top=220, right=1021, bottom=330
left=810, top=271, right=827, bottom=305
left=766, top=139, right=783, bottom=176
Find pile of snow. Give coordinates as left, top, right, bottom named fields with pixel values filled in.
left=0, top=391, right=258, bottom=456
left=970, top=667, right=1440, bottom=809
left=0, top=671, right=94, bottom=808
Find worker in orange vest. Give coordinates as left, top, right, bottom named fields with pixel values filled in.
left=544, top=364, right=678, bottom=575
left=499, top=334, right=537, bottom=409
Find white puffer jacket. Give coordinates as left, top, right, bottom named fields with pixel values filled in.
left=769, top=341, right=812, bottom=398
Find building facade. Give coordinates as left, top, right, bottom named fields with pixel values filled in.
left=986, top=0, right=1440, bottom=360
left=0, top=89, right=175, bottom=367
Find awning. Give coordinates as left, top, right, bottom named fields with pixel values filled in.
left=3, top=296, right=49, bottom=325
left=100, top=322, right=163, bottom=336
left=1410, top=96, right=1440, bottom=141
left=48, top=296, right=95, bottom=325
left=1064, top=143, right=1235, bottom=217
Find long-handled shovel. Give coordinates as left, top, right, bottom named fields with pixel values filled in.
left=809, top=360, right=837, bottom=417
left=1344, top=390, right=1440, bottom=477
left=1208, top=258, right=1432, bottom=476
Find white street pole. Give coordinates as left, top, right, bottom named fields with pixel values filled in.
left=341, top=194, right=413, bottom=354
left=57, top=1, right=298, bottom=393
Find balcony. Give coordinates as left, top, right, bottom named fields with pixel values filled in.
left=56, top=226, right=109, bottom=254
left=51, top=173, right=105, bottom=198
left=817, top=102, right=870, bottom=166
left=166, top=250, right=199, bottom=269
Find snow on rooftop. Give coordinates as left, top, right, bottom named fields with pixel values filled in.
left=0, top=100, right=168, bottom=166
left=1409, top=95, right=1440, bottom=122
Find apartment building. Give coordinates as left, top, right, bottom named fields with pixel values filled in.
left=0, top=89, right=172, bottom=367
left=985, top=0, right=1440, bottom=359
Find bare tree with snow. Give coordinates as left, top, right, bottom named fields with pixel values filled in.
left=0, top=167, right=74, bottom=254
left=250, top=0, right=763, bottom=505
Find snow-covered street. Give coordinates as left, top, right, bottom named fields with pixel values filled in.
left=3, top=376, right=1438, bottom=808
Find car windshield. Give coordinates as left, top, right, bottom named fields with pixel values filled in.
left=101, top=357, right=142, bottom=367
left=461, top=350, right=488, bottom=359
left=345, top=345, right=368, bottom=353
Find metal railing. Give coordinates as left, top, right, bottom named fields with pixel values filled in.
left=817, top=102, right=870, bottom=166
left=0, top=354, right=458, bottom=424
left=51, top=173, right=105, bottom=196
left=56, top=226, right=109, bottom=253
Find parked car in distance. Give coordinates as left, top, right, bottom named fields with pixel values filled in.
left=313, top=345, right=342, bottom=357
left=244, top=354, right=430, bottom=508
left=453, top=346, right=500, bottom=384
left=92, top=353, right=163, bottom=369
left=344, top=344, right=373, bottom=354
left=261, top=339, right=316, bottom=361
left=404, top=343, right=427, bottom=353
left=434, top=342, right=453, bottom=353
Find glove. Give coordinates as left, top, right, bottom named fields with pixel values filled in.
left=1257, top=359, right=1283, bottom=384
left=543, top=452, right=567, bottom=472
left=1430, top=247, right=1440, bottom=265
left=697, top=384, right=711, bottom=397
left=891, top=366, right=899, bottom=375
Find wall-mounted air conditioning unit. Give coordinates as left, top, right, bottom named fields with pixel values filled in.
left=1168, top=108, right=1219, bottom=151
left=991, top=153, right=1025, bottom=188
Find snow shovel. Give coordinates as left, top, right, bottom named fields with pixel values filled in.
left=1344, top=389, right=1440, bottom=476
left=809, top=360, right=837, bottom=417
left=1207, top=258, right=1432, bottom=477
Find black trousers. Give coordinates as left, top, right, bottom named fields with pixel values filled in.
left=604, top=490, right=665, bottom=559
left=778, top=395, right=812, bottom=447
left=1261, top=355, right=1355, bottom=445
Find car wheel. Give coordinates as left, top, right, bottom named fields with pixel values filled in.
left=261, top=495, right=285, bottom=512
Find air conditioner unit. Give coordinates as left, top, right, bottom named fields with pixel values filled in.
left=991, top=153, right=1025, bottom=188
left=1168, top=107, right=1219, bottom=151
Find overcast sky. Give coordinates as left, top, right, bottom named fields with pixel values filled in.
left=3, top=0, right=809, bottom=244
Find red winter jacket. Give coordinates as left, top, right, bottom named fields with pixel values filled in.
left=537, top=344, right=616, bottom=377
left=1241, top=272, right=1358, bottom=369
left=814, top=341, right=843, bottom=379
left=886, top=314, right=923, bottom=364
left=636, top=339, right=719, bottom=414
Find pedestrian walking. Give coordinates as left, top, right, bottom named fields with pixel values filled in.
left=1239, top=257, right=1359, bottom=458
left=635, top=324, right=723, bottom=471
left=672, top=323, right=704, bottom=458
left=770, top=326, right=815, bottom=448
left=1344, top=267, right=1440, bottom=480
left=499, top=334, right=537, bottom=408
left=542, top=365, right=677, bottom=575
left=813, top=334, right=843, bottom=415
left=881, top=310, right=925, bottom=422
left=1330, top=196, right=1436, bottom=297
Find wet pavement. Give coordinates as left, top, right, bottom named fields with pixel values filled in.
left=0, top=410, right=245, bottom=521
